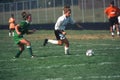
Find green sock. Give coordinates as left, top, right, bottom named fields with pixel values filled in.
left=27, top=46, right=33, bottom=56
left=15, top=50, right=23, bottom=58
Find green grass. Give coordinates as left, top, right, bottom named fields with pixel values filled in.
left=0, top=30, right=120, bottom=80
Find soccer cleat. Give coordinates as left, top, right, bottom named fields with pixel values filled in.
left=31, top=55, right=35, bottom=58
left=43, top=39, right=48, bottom=46
left=13, top=56, right=19, bottom=58
left=31, top=55, right=37, bottom=58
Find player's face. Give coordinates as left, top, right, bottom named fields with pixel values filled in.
left=27, top=16, right=32, bottom=22
left=66, top=11, right=71, bottom=17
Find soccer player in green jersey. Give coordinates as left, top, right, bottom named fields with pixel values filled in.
left=13, top=12, right=35, bottom=58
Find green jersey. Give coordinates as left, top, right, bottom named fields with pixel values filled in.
left=13, top=20, right=30, bottom=44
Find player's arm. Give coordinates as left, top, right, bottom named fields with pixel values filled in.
left=74, top=23, right=83, bottom=29
left=104, top=8, right=111, bottom=19
left=15, top=24, right=21, bottom=35
left=26, top=29, right=36, bottom=35
left=58, top=30, right=66, bottom=35
left=71, top=22, right=84, bottom=29
left=9, top=18, right=13, bottom=23
left=69, top=17, right=83, bottom=29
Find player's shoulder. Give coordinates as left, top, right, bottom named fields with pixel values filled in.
left=20, top=20, right=27, bottom=24
left=57, top=15, right=65, bottom=21
left=19, top=20, right=27, bottom=26
left=9, top=17, right=13, bottom=21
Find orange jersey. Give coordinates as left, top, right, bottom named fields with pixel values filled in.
left=104, top=6, right=120, bottom=18
left=9, top=17, right=15, bottom=29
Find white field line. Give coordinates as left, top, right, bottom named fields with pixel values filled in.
left=45, top=78, right=63, bottom=80
left=73, top=75, right=120, bottom=79
left=1, top=62, right=119, bottom=71
left=45, top=75, right=120, bottom=80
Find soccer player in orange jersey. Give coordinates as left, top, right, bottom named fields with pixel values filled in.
left=104, top=1, right=120, bottom=38
left=9, top=14, right=16, bottom=36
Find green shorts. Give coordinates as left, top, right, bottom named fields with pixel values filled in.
left=13, top=35, right=23, bottom=44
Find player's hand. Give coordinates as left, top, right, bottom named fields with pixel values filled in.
left=62, top=31, right=66, bottom=35
left=76, top=23, right=83, bottom=29
left=17, top=32, right=21, bottom=35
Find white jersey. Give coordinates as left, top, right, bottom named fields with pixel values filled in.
left=55, top=15, right=75, bottom=30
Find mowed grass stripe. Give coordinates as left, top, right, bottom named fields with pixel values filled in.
left=1, top=61, right=119, bottom=71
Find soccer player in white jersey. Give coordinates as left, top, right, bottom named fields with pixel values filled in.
left=43, top=7, right=81, bottom=55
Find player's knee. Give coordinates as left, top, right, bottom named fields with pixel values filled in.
left=26, top=41, right=31, bottom=46
left=20, top=47, right=25, bottom=51
left=58, top=41, right=63, bottom=45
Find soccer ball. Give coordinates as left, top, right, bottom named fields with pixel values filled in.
left=86, top=49, right=94, bottom=56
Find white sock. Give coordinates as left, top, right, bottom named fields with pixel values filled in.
left=48, top=39, right=58, bottom=44
left=117, top=32, right=119, bottom=35
left=12, top=32, right=14, bottom=36
left=64, top=46, right=69, bottom=55
left=113, top=25, right=115, bottom=31
left=26, top=46, right=31, bottom=48
left=9, top=33, right=11, bottom=36
left=111, top=32, right=114, bottom=36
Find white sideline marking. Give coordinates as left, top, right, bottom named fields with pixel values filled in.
left=45, top=78, right=63, bottom=80
left=88, top=75, right=120, bottom=79
left=45, top=75, right=120, bottom=80
left=73, top=75, right=120, bottom=79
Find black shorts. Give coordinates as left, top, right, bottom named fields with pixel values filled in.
left=9, top=28, right=15, bottom=32
left=109, top=16, right=119, bottom=26
left=54, top=30, right=66, bottom=40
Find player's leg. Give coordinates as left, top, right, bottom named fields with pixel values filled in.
left=11, top=28, right=15, bottom=36
left=15, top=43, right=24, bottom=58
left=109, top=18, right=115, bottom=38
left=20, top=39, right=34, bottom=57
left=43, top=39, right=59, bottom=46
left=113, top=25, right=115, bottom=32
left=115, top=24, right=120, bottom=36
left=115, top=17, right=120, bottom=36
left=62, top=38, right=69, bottom=55
left=43, top=30, right=64, bottom=46
left=43, top=39, right=63, bottom=45
left=9, top=29, right=12, bottom=36
left=110, top=26, right=114, bottom=37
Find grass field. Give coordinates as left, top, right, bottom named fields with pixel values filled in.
left=0, top=30, right=120, bottom=80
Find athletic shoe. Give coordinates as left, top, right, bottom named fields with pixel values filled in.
left=13, top=56, right=19, bottom=58
left=43, top=39, right=48, bottom=46
left=31, top=56, right=35, bottom=58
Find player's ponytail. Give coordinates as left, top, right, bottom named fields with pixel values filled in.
left=21, top=11, right=31, bottom=20
left=21, top=11, right=27, bottom=20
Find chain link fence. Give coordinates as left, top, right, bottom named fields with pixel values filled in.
left=0, top=0, right=120, bottom=25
